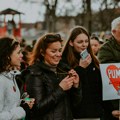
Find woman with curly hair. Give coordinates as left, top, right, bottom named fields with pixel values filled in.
left=0, top=37, right=34, bottom=120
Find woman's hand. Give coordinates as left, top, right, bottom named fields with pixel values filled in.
left=59, top=69, right=80, bottom=90
left=25, top=98, right=35, bottom=109
left=68, top=69, right=79, bottom=88
left=79, top=54, right=92, bottom=68
left=59, top=75, right=74, bottom=91
left=112, top=110, right=120, bottom=118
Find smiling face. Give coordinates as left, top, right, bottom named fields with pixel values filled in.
left=44, top=41, right=62, bottom=66
left=10, top=45, right=23, bottom=68
left=69, top=33, right=89, bottom=53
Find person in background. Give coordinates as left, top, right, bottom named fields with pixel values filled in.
left=103, top=31, right=112, bottom=41
left=90, top=36, right=101, bottom=56
left=61, top=26, right=113, bottom=120
left=17, top=44, right=33, bottom=93
left=31, top=39, right=37, bottom=48
left=0, top=37, right=34, bottom=120
left=20, top=45, right=32, bottom=71
left=98, top=16, right=120, bottom=119
left=22, top=33, right=82, bottom=120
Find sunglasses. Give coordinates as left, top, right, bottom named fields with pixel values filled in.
left=44, top=34, right=62, bottom=41
left=11, top=39, right=18, bottom=46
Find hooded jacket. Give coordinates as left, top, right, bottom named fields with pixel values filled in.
left=0, top=70, right=26, bottom=120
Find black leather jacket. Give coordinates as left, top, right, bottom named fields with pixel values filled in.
left=22, top=61, right=82, bottom=120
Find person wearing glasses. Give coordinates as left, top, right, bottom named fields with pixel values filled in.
left=0, top=37, right=34, bottom=120
left=61, top=26, right=113, bottom=120
left=21, top=33, right=82, bottom=120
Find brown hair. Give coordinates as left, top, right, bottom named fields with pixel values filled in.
left=62, top=26, right=99, bottom=68
left=0, top=37, right=19, bottom=73
left=28, top=33, right=63, bottom=65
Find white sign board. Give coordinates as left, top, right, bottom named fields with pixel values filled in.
left=100, top=63, right=120, bottom=100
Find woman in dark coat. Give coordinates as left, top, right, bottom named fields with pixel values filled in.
left=22, top=33, right=82, bottom=120
left=61, top=26, right=114, bottom=120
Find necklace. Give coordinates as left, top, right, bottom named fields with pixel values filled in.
left=57, top=67, right=69, bottom=75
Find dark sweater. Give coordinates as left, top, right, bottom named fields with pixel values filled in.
left=73, top=61, right=104, bottom=118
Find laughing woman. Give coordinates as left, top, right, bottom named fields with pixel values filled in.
left=22, top=33, right=82, bottom=120
left=0, top=37, right=34, bottom=120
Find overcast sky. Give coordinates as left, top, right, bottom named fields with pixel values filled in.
left=0, top=0, right=101, bottom=23
left=0, top=0, right=45, bottom=23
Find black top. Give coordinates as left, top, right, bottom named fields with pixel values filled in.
left=21, top=61, right=82, bottom=120
left=61, top=55, right=115, bottom=119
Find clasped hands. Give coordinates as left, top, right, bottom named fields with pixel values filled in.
left=59, top=69, right=79, bottom=91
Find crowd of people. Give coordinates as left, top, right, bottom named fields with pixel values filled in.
left=0, top=16, right=120, bottom=120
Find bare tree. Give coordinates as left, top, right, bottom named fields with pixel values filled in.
left=98, top=0, right=120, bottom=31
left=86, top=0, right=92, bottom=33
left=44, top=0, right=58, bottom=32
left=16, top=0, right=120, bottom=33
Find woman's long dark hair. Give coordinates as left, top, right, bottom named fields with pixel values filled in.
left=0, top=37, right=19, bottom=73
left=62, top=26, right=99, bottom=68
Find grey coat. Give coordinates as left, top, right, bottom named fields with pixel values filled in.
left=0, top=70, right=26, bottom=120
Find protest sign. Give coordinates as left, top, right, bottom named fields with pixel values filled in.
left=100, top=63, right=120, bottom=100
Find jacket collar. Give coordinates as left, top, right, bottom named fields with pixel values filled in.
left=111, top=36, right=120, bottom=50
left=2, top=70, right=20, bottom=80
